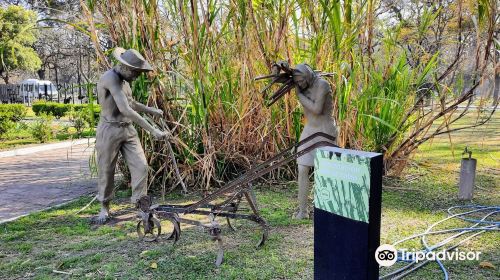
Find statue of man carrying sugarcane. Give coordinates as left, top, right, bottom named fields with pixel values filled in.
left=264, top=61, right=338, bottom=219
left=93, top=48, right=170, bottom=224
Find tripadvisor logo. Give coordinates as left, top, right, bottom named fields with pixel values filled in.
left=375, top=244, right=482, bottom=267
left=375, top=244, right=397, bottom=266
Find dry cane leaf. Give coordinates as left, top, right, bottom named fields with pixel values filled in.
left=479, top=261, right=495, bottom=269
left=140, top=250, right=149, bottom=257
left=150, top=262, right=158, bottom=269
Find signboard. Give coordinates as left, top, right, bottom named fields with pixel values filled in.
left=313, top=147, right=383, bottom=280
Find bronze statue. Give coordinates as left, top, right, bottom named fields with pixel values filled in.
left=93, top=48, right=169, bottom=224
left=256, top=62, right=338, bottom=219
left=292, top=63, right=337, bottom=219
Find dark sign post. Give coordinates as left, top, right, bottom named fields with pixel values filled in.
left=313, top=147, right=383, bottom=280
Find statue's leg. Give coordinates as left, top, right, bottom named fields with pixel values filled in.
left=120, top=127, right=148, bottom=205
left=94, top=124, right=121, bottom=224
left=294, top=164, right=311, bottom=219
left=96, top=200, right=111, bottom=224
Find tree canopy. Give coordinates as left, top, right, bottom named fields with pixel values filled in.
left=0, top=5, right=42, bottom=84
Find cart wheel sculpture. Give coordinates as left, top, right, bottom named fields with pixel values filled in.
left=137, top=215, right=162, bottom=242
left=255, top=217, right=269, bottom=248
left=208, top=214, right=224, bottom=267
left=226, top=201, right=241, bottom=232
left=131, top=132, right=337, bottom=266
left=162, top=213, right=181, bottom=243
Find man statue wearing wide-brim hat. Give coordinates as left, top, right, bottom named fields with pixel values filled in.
left=93, top=47, right=169, bottom=224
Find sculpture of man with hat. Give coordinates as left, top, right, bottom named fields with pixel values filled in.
left=93, top=47, right=169, bottom=224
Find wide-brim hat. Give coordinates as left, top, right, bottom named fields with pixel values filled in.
left=112, top=47, right=153, bottom=72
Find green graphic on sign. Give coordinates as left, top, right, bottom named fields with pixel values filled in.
left=314, top=148, right=371, bottom=223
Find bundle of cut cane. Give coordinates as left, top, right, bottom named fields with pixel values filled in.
left=254, top=61, right=333, bottom=107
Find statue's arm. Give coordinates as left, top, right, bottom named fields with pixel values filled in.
left=297, top=83, right=330, bottom=114
left=107, top=81, right=161, bottom=136
left=131, top=101, right=163, bottom=117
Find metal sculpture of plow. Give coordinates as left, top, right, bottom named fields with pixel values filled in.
left=135, top=132, right=337, bottom=266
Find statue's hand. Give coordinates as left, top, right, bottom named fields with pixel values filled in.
left=271, top=64, right=280, bottom=75
left=271, top=60, right=290, bottom=75
left=152, top=129, right=171, bottom=140
left=277, top=60, right=289, bottom=70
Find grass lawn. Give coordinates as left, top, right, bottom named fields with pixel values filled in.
left=0, top=112, right=498, bottom=279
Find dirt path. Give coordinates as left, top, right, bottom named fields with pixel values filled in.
left=0, top=143, right=96, bottom=223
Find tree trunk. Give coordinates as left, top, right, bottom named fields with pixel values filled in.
left=77, top=52, right=82, bottom=99
left=494, top=73, right=499, bottom=104
left=37, top=68, right=46, bottom=80
left=55, top=65, right=60, bottom=103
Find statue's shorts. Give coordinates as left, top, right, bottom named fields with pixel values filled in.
left=95, top=121, right=148, bottom=204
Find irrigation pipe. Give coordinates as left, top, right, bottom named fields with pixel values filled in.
left=380, top=205, right=499, bottom=280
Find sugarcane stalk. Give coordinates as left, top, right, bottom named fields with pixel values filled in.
left=158, top=118, right=189, bottom=194
left=144, top=115, right=189, bottom=194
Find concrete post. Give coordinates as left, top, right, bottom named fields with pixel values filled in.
left=458, top=158, right=477, bottom=200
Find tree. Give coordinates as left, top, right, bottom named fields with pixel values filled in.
left=0, top=5, right=42, bottom=84
left=6, top=1, right=99, bottom=87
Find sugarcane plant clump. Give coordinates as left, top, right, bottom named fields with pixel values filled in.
left=80, top=0, right=498, bottom=192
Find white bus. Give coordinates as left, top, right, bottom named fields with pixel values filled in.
left=19, top=79, right=59, bottom=105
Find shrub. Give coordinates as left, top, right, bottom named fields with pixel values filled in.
left=0, top=104, right=28, bottom=137
left=30, top=113, right=53, bottom=143
left=32, top=102, right=100, bottom=122
left=0, top=104, right=27, bottom=122
left=71, top=105, right=100, bottom=127
left=32, top=101, right=48, bottom=116
left=68, top=108, right=87, bottom=136
left=53, top=103, right=69, bottom=119
left=72, top=104, right=87, bottom=111
left=67, top=126, right=78, bottom=135
left=31, top=102, right=43, bottom=115
left=82, top=106, right=100, bottom=127
left=4, top=122, right=30, bottom=140
left=0, top=119, right=13, bottom=138
left=32, top=102, right=69, bottom=119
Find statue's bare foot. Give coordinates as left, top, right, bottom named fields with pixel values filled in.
left=293, top=209, right=310, bottom=220
left=92, top=202, right=111, bottom=224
